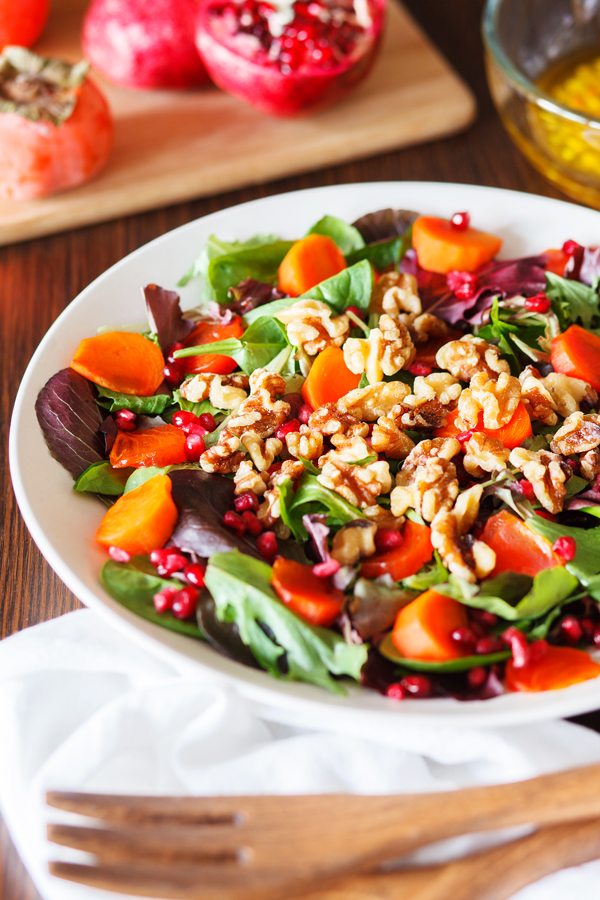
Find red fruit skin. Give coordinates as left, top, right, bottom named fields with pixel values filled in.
left=83, top=0, right=210, bottom=90
left=0, top=79, right=113, bottom=200
left=195, top=0, right=386, bottom=117
left=0, top=0, right=49, bottom=48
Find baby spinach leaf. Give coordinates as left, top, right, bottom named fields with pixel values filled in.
left=301, top=260, right=374, bottom=314
left=346, top=233, right=411, bottom=271
left=207, top=241, right=295, bottom=305
left=280, top=473, right=367, bottom=540
left=35, top=368, right=106, bottom=480
left=307, top=215, right=365, bottom=256
left=95, top=385, right=171, bottom=415
left=175, top=317, right=288, bottom=375
left=378, top=633, right=510, bottom=672
left=527, top=516, right=600, bottom=584
left=545, top=271, right=600, bottom=330
left=178, top=234, right=284, bottom=290
left=101, top=557, right=204, bottom=639
left=204, top=550, right=367, bottom=693
left=75, top=461, right=133, bottom=495
left=437, top=567, right=577, bottom=620
left=124, top=463, right=198, bottom=494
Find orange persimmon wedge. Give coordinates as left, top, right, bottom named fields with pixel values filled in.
left=301, top=345, right=361, bottom=409
left=182, top=316, right=244, bottom=376
left=506, top=645, right=600, bottom=692
left=412, top=216, right=502, bottom=274
left=271, top=558, right=344, bottom=627
left=433, top=402, right=532, bottom=450
left=71, top=331, right=165, bottom=396
left=551, top=324, right=600, bottom=392
left=110, top=424, right=187, bottom=469
left=391, top=590, right=468, bottom=662
left=278, top=233, right=347, bottom=297
left=95, top=473, right=178, bottom=556
left=544, top=248, right=569, bottom=277
left=360, top=519, right=433, bottom=581
left=480, top=510, right=566, bottom=578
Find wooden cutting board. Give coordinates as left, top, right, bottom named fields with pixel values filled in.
left=0, top=0, right=475, bottom=246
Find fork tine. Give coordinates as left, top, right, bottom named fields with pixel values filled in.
left=47, top=823, right=244, bottom=864
left=46, top=792, right=239, bottom=825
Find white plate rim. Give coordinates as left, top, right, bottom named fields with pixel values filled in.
left=10, top=180, right=600, bottom=732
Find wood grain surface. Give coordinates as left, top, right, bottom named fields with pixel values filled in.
left=2, top=1, right=600, bottom=899
left=0, top=0, right=474, bottom=245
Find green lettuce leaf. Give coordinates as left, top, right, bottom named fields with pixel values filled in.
left=527, top=517, right=600, bottom=584
left=175, top=317, right=288, bottom=374
left=74, top=461, right=133, bottom=496
left=545, top=271, right=600, bottom=330
left=204, top=550, right=367, bottom=693
left=307, top=215, right=365, bottom=256
left=178, top=234, right=288, bottom=293
left=95, top=385, right=171, bottom=415
left=279, top=472, right=366, bottom=540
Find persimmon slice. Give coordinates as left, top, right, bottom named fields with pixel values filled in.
left=551, top=324, right=600, bottom=392
left=95, top=473, right=178, bottom=556
left=360, top=519, right=433, bottom=581
left=301, top=345, right=361, bottom=408
left=506, top=645, right=600, bottom=692
left=278, top=234, right=346, bottom=296
left=392, top=590, right=468, bottom=662
left=412, top=216, right=502, bottom=274
left=271, top=558, right=344, bottom=627
left=71, top=331, right=165, bottom=396
left=480, top=510, right=565, bottom=578
left=110, top=424, right=187, bottom=468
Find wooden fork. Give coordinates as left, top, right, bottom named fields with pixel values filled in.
left=47, top=762, right=600, bottom=900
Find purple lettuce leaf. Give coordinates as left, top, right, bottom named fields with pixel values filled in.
left=226, top=278, right=287, bottom=316
left=302, top=513, right=330, bottom=563
left=566, top=488, right=600, bottom=511
left=579, top=247, right=600, bottom=286
left=351, top=208, right=419, bottom=243
left=35, top=368, right=106, bottom=479
left=99, top=415, right=118, bottom=453
left=144, top=284, right=195, bottom=354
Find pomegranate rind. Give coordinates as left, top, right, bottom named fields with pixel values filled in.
left=82, top=0, right=210, bottom=90
left=195, top=0, right=386, bottom=117
left=0, top=79, right=113, bottom=201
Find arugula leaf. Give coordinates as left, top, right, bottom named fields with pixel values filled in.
left=307, top=215, right=365, bottom=256
left=477, top=298, right=521, bottom=375
left=545, top=271, right=600, bottom=330
left=527, top=516, right=600, bottom=584
left=378, top=634, right=510, bottom=672
left=204, top=551, right=367, bottom=693
left=436, top=567, right=577, bottom=620
left=75, top=461, right=133, bottom=495
left=279, top=473, right=367, bottom=540
left=95, top=385, right=171, bottom=415
left=101, top=557, right=204, bottom=638
left=175, top=317, right=288, bottom=374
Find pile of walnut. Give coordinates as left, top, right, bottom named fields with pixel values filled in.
left=180, top=272, right=600, bottom=585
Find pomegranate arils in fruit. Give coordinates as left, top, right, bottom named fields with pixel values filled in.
left=313, top=558, right=340, bottom=578
left=234, top=491, right=260, bottom=512
left=552, top=536, right=576, bottom=561
left=108, top=545, right=131, bottom=563
left=524, top=293, right=551, bottom=314
left=386, top=682, right=406, bottom=701
left=185, top=433, right=205, bottom=462
left=172, top=586, right=199, bottom=620
left=257, top=530, right=278, bottom=562
left=400, top=675, right=432, bottom=698
left=450, top=212, right=470, bottom=231
left=153, top=585, right=178, bottom=613
left=183, top=563, right=206, bottom=587
left=374, top=528, right=403, bottom=554
left=560, top=616, right=583, bottom=644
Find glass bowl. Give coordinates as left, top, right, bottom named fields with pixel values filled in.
left=483, top=0, right=600, bottom=208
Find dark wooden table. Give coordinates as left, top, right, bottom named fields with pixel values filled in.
left=3, top=1, right=600, bottom=897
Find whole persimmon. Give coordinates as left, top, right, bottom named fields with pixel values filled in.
left=0, top=47, right=113, bottom=200
left=0, top=0, right=50, bottom=49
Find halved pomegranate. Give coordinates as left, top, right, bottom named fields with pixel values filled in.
left=195, top=0, right=386, bottom=116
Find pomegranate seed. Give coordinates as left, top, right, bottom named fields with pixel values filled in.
left=153, top=586, right=178, bottom=613
left=346, top=305, right=365, bottom=321
left=150, top=548, right=169, bottom=567
left=268, top=461, right=282, bottom=476
left=313, top=558, right=340, bottom=578
left=386, top=682, right=406, bottom=701
left=400, top=675, right=432, bottom=698
left=566, top=458, right=578, bottom=472
left=475, top=636, right=504, bottom=655
left=502, top=626, right=530, bottom=668
left=164, top=361, right=184, bottom=387
left=275, top=418, right=301, bottom=439
left=156, top=551, right=188, bottom=577
left=519, top=480, right=536, bottom=500
left=257, top=531, right=278, bottom=563
left=456, top=430, right=474, bottom=443
left=374, top=528, right=403, bottom=554
left=593, top=625, right=600, bottom=648
left=241, top=510, right=262, bottom=536
left=467, top=666, right=487, bottom=688
left=167, top=342, right=185, bottom=363
left=408, top=363, right=433, bottom=377
left=298, top=404, right=313, bottom=425
left=223, top=510, right=247, bottom=535
left=183, top=563, right=205, bottom=587
left=185, top=433, right=205, bottom=462
left=186, top=423, right=209, bottom=437
left=234, top=491, right=260, bottom=512
left=446, top=270, right=478, bottom=300
left=451, top=626, right=476, bottom=648
left=524, top=293, right=551, bottom=314
left=108, top=546, right=131, bottom=563
left=536, top=510, right=556, bottom=522
left=172, top=410, right=199, bottom=429
left=470, top=610, right=498, bottom=628
left=114, top=409, right=137, bottom=431
left=529, top=639, right=549, bottom=662
left=560, top=616, right=583, bottom=644
left=562, top=239, right=582, bottom=256
left=450, top=211, right=470, bottom=231
left=552, top=536, right=576, bottom=561
left=172, top=586, right=199, bottom=620
left=580, top=618, right=596, bottom=641
left=199, top=413, right=217, bottom=432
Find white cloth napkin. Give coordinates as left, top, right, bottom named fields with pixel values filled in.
left=2, top=610, right=600, bottom=900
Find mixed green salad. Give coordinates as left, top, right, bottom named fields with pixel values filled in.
left=35, top=207, right=600, bottom=700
